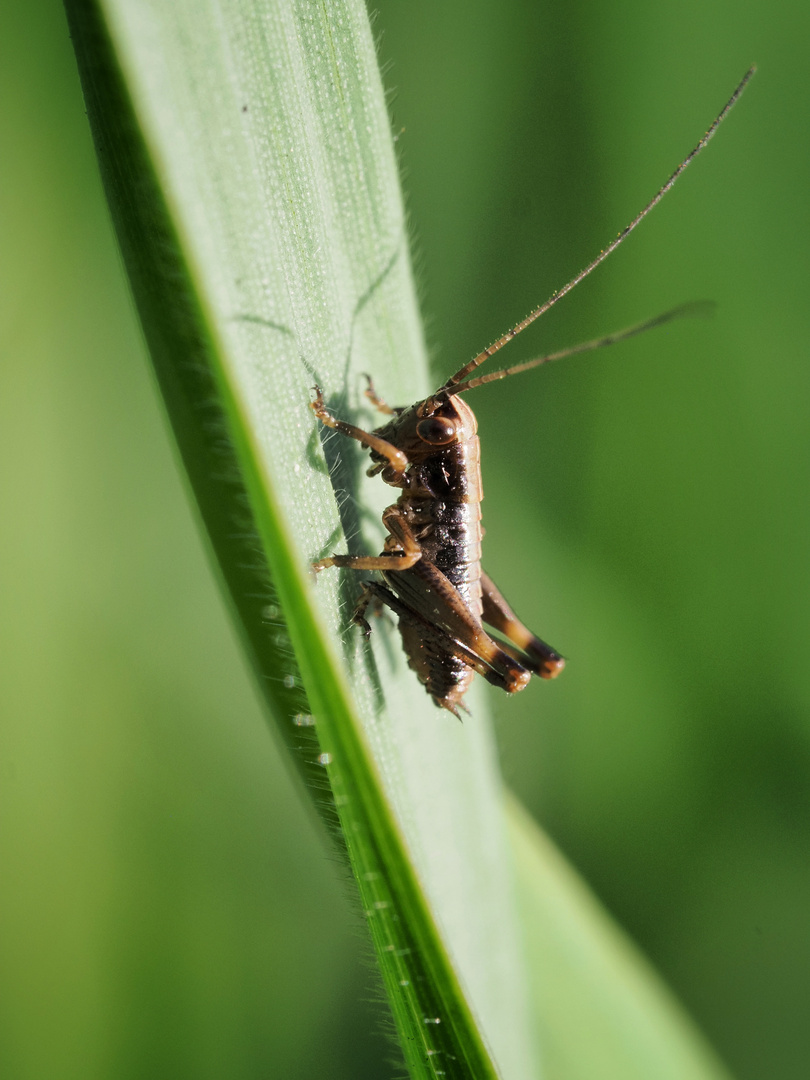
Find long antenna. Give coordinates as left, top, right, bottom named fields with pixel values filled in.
left=450, top=302, right=714, bottom=394
left=441, top=66, right=755, bottom=392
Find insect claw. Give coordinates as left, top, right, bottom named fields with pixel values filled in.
left=310, top=385, right=331, bottom=422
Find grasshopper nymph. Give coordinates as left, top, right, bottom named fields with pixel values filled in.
left=312, top=68, right=754, bottom=718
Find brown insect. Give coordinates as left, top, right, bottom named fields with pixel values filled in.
left=312, top=69, right=754, bottom=717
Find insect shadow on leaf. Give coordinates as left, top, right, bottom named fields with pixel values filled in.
left=299, top=238, right=408, bottom=550
left=303, top=243, right=411, bottom=703
left=234, top=240, right=409, bottom=710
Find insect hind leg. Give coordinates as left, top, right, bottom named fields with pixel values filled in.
left=367, top=572, right=533, bottom=700
left=481, top=571, right=565, bottom=679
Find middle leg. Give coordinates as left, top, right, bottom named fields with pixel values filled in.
left=313, top=504, right=423, bottom=573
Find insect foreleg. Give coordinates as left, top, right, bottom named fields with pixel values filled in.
left=310, top=385, right=408, bottom=477
left=362, top=375, right=398, bottom=416
left=481, top=571, right=565, bottom=679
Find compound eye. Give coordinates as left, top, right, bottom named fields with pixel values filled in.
left=416, top=416, right=457, bottom=445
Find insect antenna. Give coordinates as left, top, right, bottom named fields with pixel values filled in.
left=449, top=301, right=714, bottom=394
left=440, top=65, right=755, bottom=394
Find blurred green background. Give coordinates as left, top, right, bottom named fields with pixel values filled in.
left=1, top=1, right=808, bottom=1079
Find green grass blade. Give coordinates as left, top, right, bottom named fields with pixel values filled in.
left=64, top=1, right=536, bottom=1076
left=507, top=795, right=735, bottom=1080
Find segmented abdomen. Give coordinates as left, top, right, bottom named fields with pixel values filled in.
left=408, top=432, right=484, bottom=621
left=428, top=499, right=483, bottom=619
